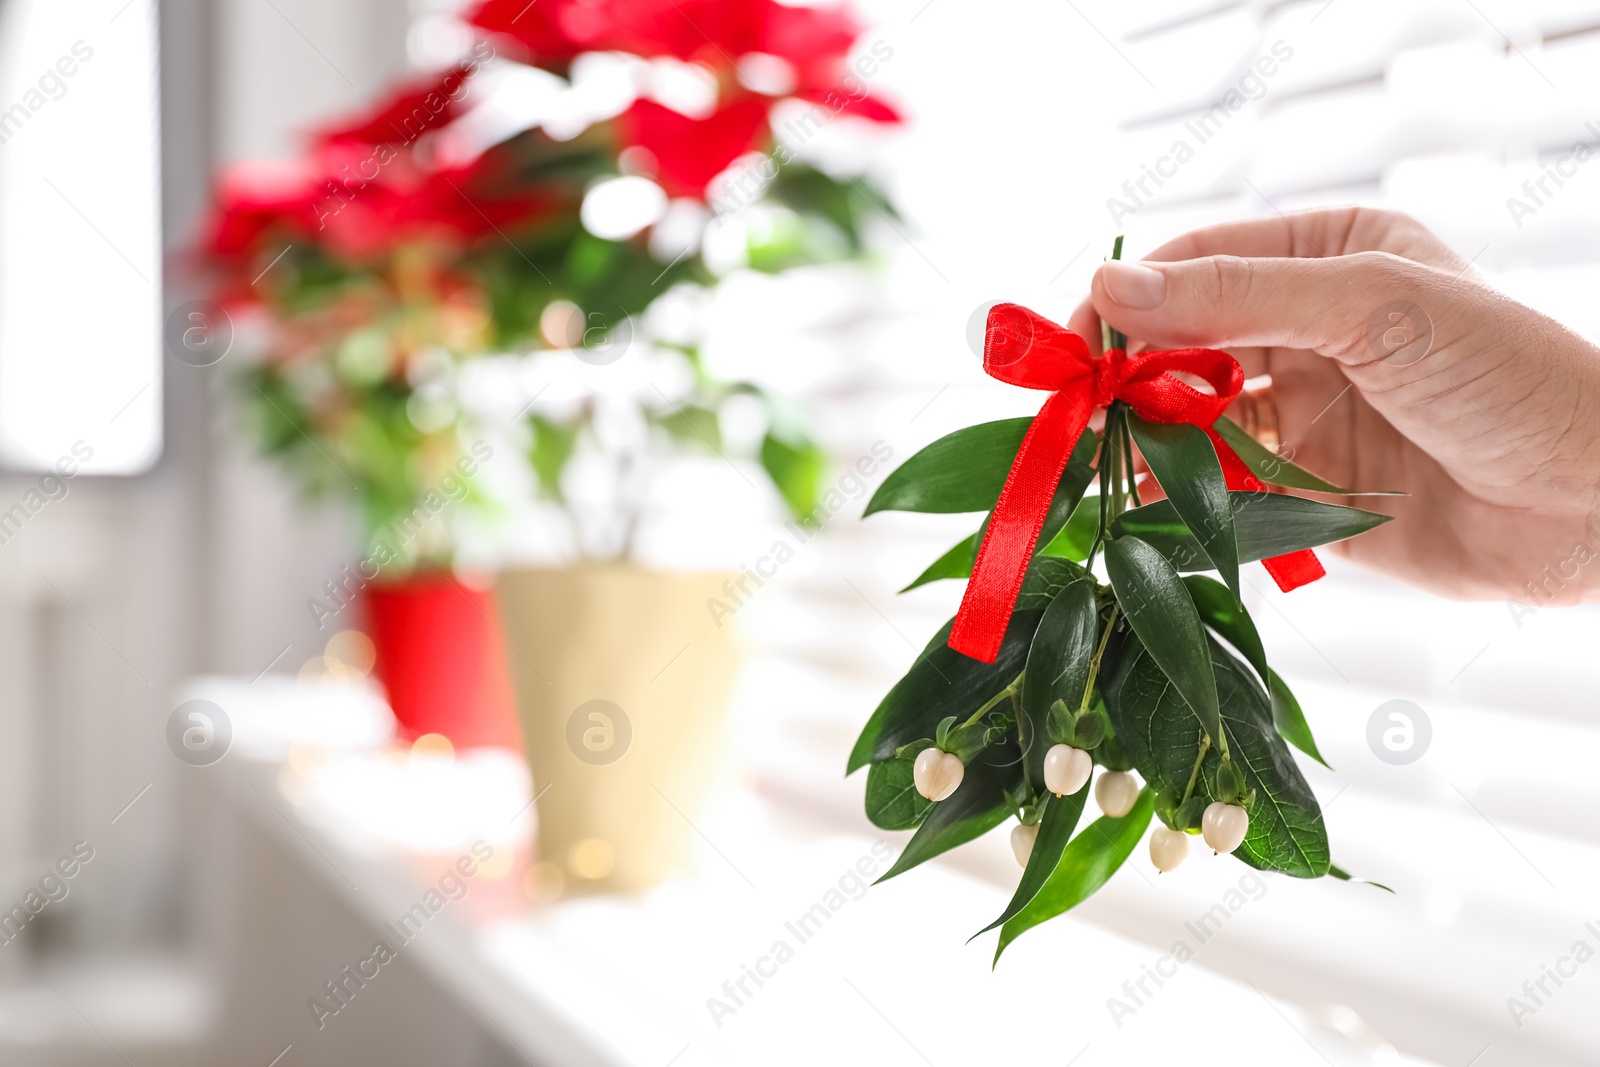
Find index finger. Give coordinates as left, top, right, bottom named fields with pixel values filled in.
left=1138, top=206, right=1468, bottom=272
left=1065, top=279, right=1270, bottom=378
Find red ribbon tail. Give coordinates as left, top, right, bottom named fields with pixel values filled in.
left=950, top=391, right=1092, bottom=663
left=1206, top=428, right=1324, bottom=594
left=1262, top=550, right=1324, bottom=591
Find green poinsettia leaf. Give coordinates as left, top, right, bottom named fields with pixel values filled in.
left=528, top=414, right=578, bottom=501
left=1213, top=417, right=1403, bottom=496
left=764, top=163, right=897, bottom=251
left=994, top=787, right=1155, bottom=963
left=1103, top=634, right=1330, bottom=877
left=658, top=404, right=723, bottom=451
left=975, top=786, right=1088, bottom=938
left=1129, top=414, right=1239, bottom=598
left=1113, top=492, right=1390, bottom=570
left=1020, top=580, right=1099, bottom=788
left=847, top=612, right=1041, bottom=774
left=865, top=755, right=932, bottom=831
left=876, top=743, right=1023, bottom=883
left=1105, top=536, right=1222, bottom=748
left=759, top=431, right=828, bottom=520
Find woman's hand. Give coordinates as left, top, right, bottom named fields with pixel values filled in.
left=1067, top=207, right=1600, bottom=604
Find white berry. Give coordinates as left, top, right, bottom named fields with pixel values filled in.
left=913, top=747, right=964, bottom=802
left=1010, top=822, right=1038, bottom=867
left=1094, top=770, right=1140, bottom=818
left=1201, top=802, right=1249, bottom=854
left=1043, top=744, right=1092, bottom=796
left=1150, top=826, right=1189, bottom=872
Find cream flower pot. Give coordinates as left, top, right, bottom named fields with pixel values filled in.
left=496, top=565, right=741, bottom=895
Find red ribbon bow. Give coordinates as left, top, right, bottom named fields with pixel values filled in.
left=949, top=304, right=1324, bottom=663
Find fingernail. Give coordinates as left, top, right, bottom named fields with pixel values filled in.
left=1101, top=261, right=1167, bottom=310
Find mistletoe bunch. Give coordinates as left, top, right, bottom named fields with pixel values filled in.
left=852, top=247, right=1395, bottom=961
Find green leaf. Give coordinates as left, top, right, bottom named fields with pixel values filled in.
left=1103, top=635, right=1330, bottom=877
left=1182, top=574, right=1268, bottom=683
left=1113, top=492, right=1390, bottom=571
left=847, top=612, right=1040, bottom=774
left=1072, top=711, right=1105, bottom=750
left=528, top=415, right=578, bottom=501
left=1183, top=575, right=1329, bottom=770
left=876, top=744, right=1023, bottom=883
left=1020, top=581, right=1099, bottom=787
left=993, top=788, right=1155, bottom=963
left=759, top=432, right=828, bottom=520
left=1328, top=863, right=1394, bottom=892
left=1268, top=668, right=1331, bottom=770
left=1104, top=536, right=1221, bottom=747
left=1014, top=557, right=1087, bottom=611
left=1038, top=495, right=1099, bottom=562
left=975, top=788, right=1088, bottom=937
left=1173, top=794, right=1208, bottom=831
left=1027, top=433, right=1097, bottom=546
left=1129, top=414, right=1239, bottom=598
left=893, top=738, right=935, bottom=760
left=944, top=721, right=992, bottom=763
left=900, top=536, right=978, bottom=593
left=867, top=423, right=1095, bottom=518
left=659, top=405, right=723, bottom=451
left=865, top=756, right=932, bottom=830
left=866, top=417, right=1032, bottom=516
left=901, top=450, right=1096, bottom=592
left=763, top=163, right=898, bottom=252
left=1213, top=417, right=1402, bottom=496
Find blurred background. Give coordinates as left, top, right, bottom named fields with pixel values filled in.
left=2, top=0, right=1600, bottom=1064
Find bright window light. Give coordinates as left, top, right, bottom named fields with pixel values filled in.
left=0, top=0, right=162, bottom=474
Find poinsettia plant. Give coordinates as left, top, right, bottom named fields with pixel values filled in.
left=201, top=0, right=900, bottom=566
left=852, top=241, right=1397, bottom=962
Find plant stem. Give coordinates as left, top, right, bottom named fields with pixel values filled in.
left=966, top=671, right=1024, bottom=726
left=1086, top=237, right=1129, bottom=573
left=1085, top=421, right=1112, bottom=573
left=1110, top=408, right=1126, bottom=519
left=1121, top=415, right=1141, bottom=508
left=1077, top=602, right=1119, bottom=718
left=1106, top=235, right=1128, bottom=352
left=1181, top=732, right=1211, bottom=805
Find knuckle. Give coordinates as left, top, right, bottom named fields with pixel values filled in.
left=1206, top=254, right=1256, bottom=305
left=1347, top=206, right=1453, bottom=265
left=1332, top=252, right=1434, bottom=366
left=1347, top=249, right=1418, bottom=287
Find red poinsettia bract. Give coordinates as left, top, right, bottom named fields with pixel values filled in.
left=312, top=65, right=480, bottom=148
left=619, top=96, right=770, bottom=198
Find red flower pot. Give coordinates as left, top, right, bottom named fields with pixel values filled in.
left=363, top=574, right=522, bottom=751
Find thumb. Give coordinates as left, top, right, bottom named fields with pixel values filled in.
left=1091, top=250, right=1600, bottom=512
left=1090, top=252, right=1458, bottom=366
